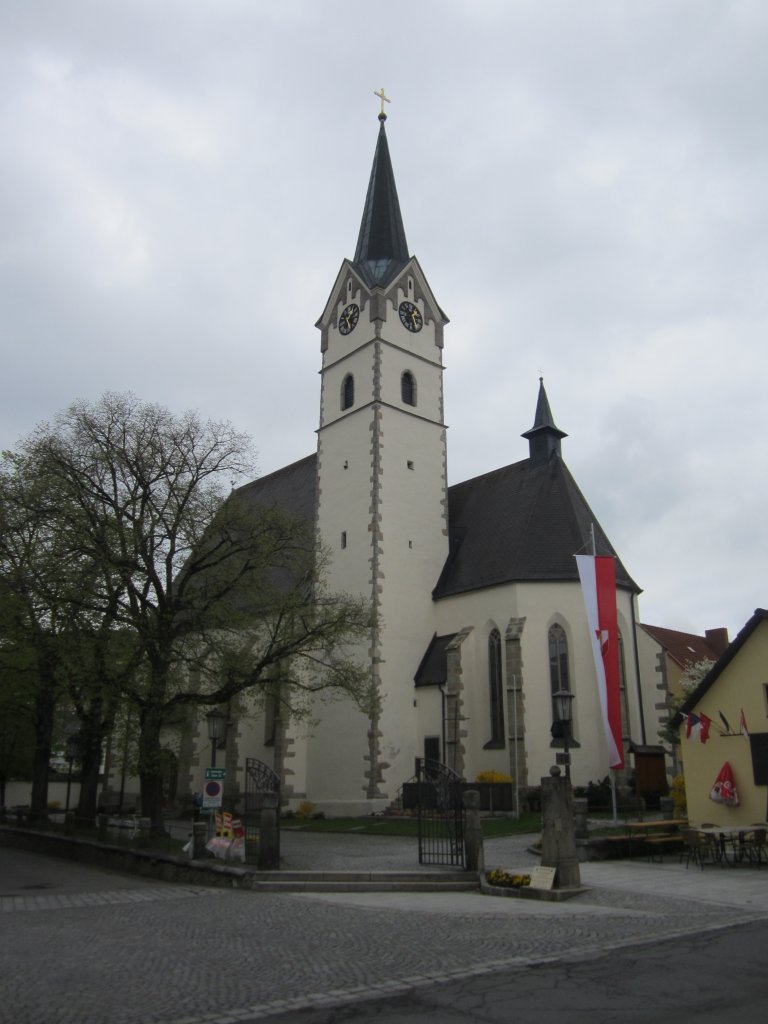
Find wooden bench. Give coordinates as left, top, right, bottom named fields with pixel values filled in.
left=644, top=834, right=684, bottom=862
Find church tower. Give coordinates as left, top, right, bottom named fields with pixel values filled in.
left=311, top=103, right=449, bottom=811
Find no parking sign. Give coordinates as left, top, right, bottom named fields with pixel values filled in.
left=202, top=767, right=226, bottom=808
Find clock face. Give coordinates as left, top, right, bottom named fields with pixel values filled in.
left=338, top=303, right=359, bottom=335
left=399, top=301, right=423, bottom=333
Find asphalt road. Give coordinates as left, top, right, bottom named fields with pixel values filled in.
left=2, top=840, right=767, bottom=1024
left=254, top=920, right=768, bottom=1023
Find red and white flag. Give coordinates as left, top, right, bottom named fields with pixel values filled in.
left=685, top=712, right=712, bottom=743
left=576, top=554, right=623, bottom=769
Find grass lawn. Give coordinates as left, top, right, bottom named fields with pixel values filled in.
left=281, top=812, right=543, bottom=838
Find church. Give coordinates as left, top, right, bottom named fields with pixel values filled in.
left=183, top=107, right=665, bottom=815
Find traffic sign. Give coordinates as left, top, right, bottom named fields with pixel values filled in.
left=205, top=767, right=227, bottom=780
left=202, top=779, right=223, bottom=808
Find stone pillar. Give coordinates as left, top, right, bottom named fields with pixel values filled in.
left=573, top=797, right=589, bottom=839
left=258, top=793, right=279, bottom=870
left=463, top=789, right=484, bottom=874
left=541, top=767, right=581, bottom=889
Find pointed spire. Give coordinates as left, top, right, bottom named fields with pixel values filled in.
left=522, top=378, right=568, bottom=466
left=353, top=109, right=409, bottom=288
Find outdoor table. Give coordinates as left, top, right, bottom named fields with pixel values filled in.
left=624, top=819, right=688, bottom=859
left=697, top=825, right=766, bottom=865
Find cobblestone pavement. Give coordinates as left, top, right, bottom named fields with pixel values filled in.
left=1, top=835, right=767, bottom=1024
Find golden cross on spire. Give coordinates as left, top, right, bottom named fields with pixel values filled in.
left=374, top=87, right=390, bottom=117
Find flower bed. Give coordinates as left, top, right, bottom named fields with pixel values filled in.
left=485, top=868, right=531, bottom=888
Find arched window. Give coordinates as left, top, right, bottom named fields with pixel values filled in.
left=401, top=371, right=417, bottom=406
left=341, top=374, right=354, bottom=410
left=548, top=623, right=571, bottom=722
left=488, top=628, right=504, bottom=745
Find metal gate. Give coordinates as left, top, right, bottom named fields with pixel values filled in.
left=243, top=758, right=280, bottom=867
left=414, top=758, right=466, bottom=867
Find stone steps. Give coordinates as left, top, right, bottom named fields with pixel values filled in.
left=238, top=870, right=479, bottom=893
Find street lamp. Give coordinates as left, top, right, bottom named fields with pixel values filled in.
left=206, top=708, right=226, bottom=769
left=552, top=688, right=575, bottom=781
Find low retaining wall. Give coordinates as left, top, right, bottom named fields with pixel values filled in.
left=0, top=825, right=255, bottom=890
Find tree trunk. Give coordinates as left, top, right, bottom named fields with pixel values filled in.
left=30, top=657, right=58, bottom=821
left=138, top=703, right=167, bottom=832
left=77, top=711, right=105, bottom=825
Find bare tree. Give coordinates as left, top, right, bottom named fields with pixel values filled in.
left=11, top=393, right=371, bottom=828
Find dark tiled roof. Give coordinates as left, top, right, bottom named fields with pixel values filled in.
left=434, top=454, right=638, bottom=599
left=638, top=623, right=724, bottom=670
left=236, top=453, right=317, bottom=523
left=414, top=633, right=457, bottom=686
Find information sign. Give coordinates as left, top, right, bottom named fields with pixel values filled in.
left=528, top=866, right=557, bottom=891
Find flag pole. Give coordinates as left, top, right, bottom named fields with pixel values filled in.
left=591, top=522, right=619, bottom=824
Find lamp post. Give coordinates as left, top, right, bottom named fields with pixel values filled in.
left=552, top=688, right=575, bottom=782
left=542, top=689, right=581, bottom=891
left=206, top=708, right=226, bottom=769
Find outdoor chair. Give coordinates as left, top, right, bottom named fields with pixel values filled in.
left=745, top=828, right=766, bottom=867
left=680, top=828, right=720, bottom=869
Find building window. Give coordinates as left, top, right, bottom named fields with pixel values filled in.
left=548, top=623, right=571, bottom=722
left=401, top=371, right=416, bottom=406
left=341, top=374, right=354, bottom=410
left=340, top=531, right=347, bottom=549
left=488, top=628, right=504, bottom=745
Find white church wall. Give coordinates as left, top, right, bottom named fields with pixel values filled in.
left=430, top=581, right=648, bottom=789
left=318, top=342, right=376, bottom=430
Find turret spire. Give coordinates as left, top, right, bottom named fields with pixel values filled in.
left=353, top=97, right=409, bottom=288
left=522, top=377, right=568, bottom=466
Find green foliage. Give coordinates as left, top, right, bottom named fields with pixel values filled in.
left=573, top=777, right=612, bottom=810
left=280, top=813, right=542, bottom=838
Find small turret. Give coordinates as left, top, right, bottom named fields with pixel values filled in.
left=522, top=377, right=568, bottom=466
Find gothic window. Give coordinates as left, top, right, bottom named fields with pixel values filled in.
left=548, top=623, right=571, bottom=722
left=341, top=374, right=354, bottom=410
left=401, top=371, right=417, bottom=406
left=488, top=628, right=504, bottom=745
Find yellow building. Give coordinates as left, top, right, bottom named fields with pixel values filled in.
left=674, top=608, right=768, bottom=827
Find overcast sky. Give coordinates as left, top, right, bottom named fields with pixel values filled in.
left=2, top=1, right=766, bottom=640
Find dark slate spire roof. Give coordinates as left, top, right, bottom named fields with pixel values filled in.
left=352, top=114, right=410, bottom=288
left=433, top=455, right=638, bottom=600
left=521, top=377, right=568, bottom=466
